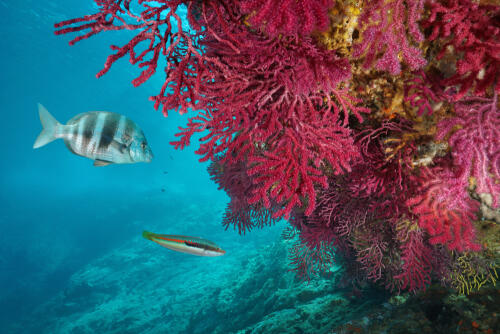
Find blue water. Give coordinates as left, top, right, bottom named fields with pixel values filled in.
left=0, top=1, right=287, bottom=332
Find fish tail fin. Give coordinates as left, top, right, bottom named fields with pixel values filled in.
left=142, top=230, right=155, bottom=241
left=33, top=103, right=61, bottom=149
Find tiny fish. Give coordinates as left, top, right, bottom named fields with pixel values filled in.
left=142, top=231, right=226, bottom=257
left=33, top=103, right=153, bottom=166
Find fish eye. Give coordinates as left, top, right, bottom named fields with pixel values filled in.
left=140, top=142, right=146, bottom=150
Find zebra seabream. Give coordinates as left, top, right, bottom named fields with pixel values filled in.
left=33, top=103, right=153, bottom=166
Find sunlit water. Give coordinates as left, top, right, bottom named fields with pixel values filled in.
left=1, top=1, right=287, bottom=332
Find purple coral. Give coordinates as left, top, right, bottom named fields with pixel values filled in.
left=404, top=71, right=443, bottom=116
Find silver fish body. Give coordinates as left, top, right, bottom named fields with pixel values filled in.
left=34, top=104, right=153, bottom=166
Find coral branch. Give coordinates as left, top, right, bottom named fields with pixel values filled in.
left=423, top=0, right=500, bottom=99
left=240, top=0, right=333, bottom=37
left=353, top=0, right=426, bottom=75
left=392, top=220, right=432, bottom=292
left=55, top=0, right=216, bottom=116
left=54, top=0, right=500, bottom=295
left=169, top=22, right=367, bottom=219
left=407, top=166, right=481, bottom=252
left=208, top=159, right=279, bottom=234
left=436, top=94, right=500, bottom=207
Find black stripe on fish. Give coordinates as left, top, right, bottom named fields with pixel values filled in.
left=66, top=123, right=81, bottom=154
left=185, top=241, right=218, bottom=252
left=98, top=113, right=120, bottom=151
left=91, top=113, right=107, bottom=156
left=82, top=113, right=97, bottom=153
left=123, top=117, right=135, bottom=144
left=72, top=122, right=79, bottom=143
left=184, top=241, right=204, bottom=249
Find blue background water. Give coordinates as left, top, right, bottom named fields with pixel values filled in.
left=0, top=1, right=286, bottom=332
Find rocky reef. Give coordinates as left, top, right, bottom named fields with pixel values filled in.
left=14, top=225, right=498, bottom=333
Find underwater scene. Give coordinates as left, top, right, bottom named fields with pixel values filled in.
left=1, top=0, right=499, bottom=333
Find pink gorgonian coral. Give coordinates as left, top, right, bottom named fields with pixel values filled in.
left=404, top=70, right=443, bottom=116
left=288, top=167, right=434, bottom=292
left=240, top=0, right=333, bottom=37
left=423, top=0, right=500, bottom=100
left=208, top=159, right=279, bottom=234
left=353, top=0, right=426, bottom=75
left=171, top=17, right=367, bottom=220
left=351, top=121, right=416, bottom=199
left=391, top=220, right=433, bottom=293
left=283, top=222, right=337, bottom=282
left=436, top=94, right=500, bottom=207
left=407, top=165, right=481, bottom=252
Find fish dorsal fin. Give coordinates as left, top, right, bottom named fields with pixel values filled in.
left=94, top=159, right=113, bottom=167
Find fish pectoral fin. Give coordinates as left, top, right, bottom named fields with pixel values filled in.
left=94, top=159, right=113, bottom=167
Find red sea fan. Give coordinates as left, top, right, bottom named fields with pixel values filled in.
left=404, top=70, right=443, bottom=116
left=352, top=121, right=416, bottom=199
left=436, top=94, right=500, bottom=207
left=171, top=26, right=367, bottom=219
left=407, top=165, right=481, bottom=252
left=286, top=214, right=338, bottom=281
left=391, top=220, right=433, bottom=293
left=287, top=150, right=437, bottom=291
left=240, top=0, right=333, bottom=37
left=55, top=0, right=188, bottom=89
left=293, top=175, right=389, bottom=282
left=208, top=159, right=279, bottom=234
left=287, top=238, right=336, bottom=282
left=353, top=0, right=426, bottom=75
left=423, top=0, right=500, bottom=100
left=54, top=0, right=233, bottom=116
left=351, top=220, right=392, bottom=283
left=245, top=109, right=360, bottom=219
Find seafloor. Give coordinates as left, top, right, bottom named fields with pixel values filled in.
left=5, top=195, right=497, bottom=334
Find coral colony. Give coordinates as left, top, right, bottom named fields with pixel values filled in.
left=56, top=0, right=499, bottom=294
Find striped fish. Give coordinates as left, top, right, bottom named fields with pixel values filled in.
left=33, top=103, right=153, bottom=166
left=142, top=231, right=226, bottom=257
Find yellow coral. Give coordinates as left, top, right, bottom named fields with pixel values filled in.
left=317, top=0, right=363, bottom=55
left=449, top=252, right=498, bottom=295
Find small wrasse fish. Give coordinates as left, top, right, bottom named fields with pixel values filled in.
left=142, top=231, right=226, bottom=257
left=33, top=103, right=153, bottom=166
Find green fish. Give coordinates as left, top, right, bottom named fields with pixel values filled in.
left=142, top=231, right=226, bottom=257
